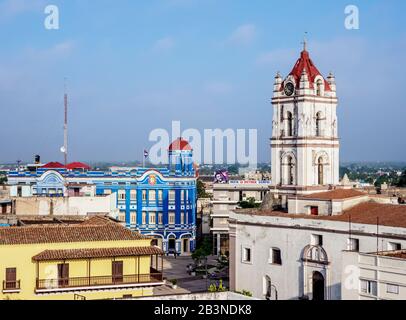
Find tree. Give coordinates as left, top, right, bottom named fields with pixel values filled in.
left=197, top=180, right=210, bottom=198
left=192, top=237, right=212, bottom=265
left=397, top=170, right=406, bottom=187
left=238, top=197, right=260, bottom=209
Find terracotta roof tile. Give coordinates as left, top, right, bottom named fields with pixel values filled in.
left=32, top=246, right=164, bottom=261
left=0, top=219, right=149, bottom=245
left=236, top=202, right=406, bottom=228
left=302, top=189, right=366, bottom=200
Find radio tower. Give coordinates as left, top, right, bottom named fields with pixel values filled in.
left=61, top=78, right=68, bottom=165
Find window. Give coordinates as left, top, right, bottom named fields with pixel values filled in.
left=242, top=247, right=251, bottom=263
left=181, top=213, right=185, bottom=224
left=317, top=157, right=324, bottom=185
left=360, top=280, right=377, bottom=296
left=387, top=242, right=401, bottom=251
left=5, top=268, right=17, bottom=290
left=287, top=156, right=295, bottom=185
left=118, top=190, right=126, bottom=200
left=185, top=211, right=188, bottom=224
left=142, top=212, right=147, bottom=224
left=112, top=261, right=123, bottom=283
left=57, top=263, right=69, bottom=287
left=130, top=213, right=136, bottom=224
left=118, top=213, right=125, bottom=222
left=347, top=238, right=360, bottom=252
left=149, top=212, right=156, bottom=225
left=310, top=206, right=319, bottom=216
left=158, top=190, right=163, bottom=201
left=142, top=190, right=147, bottom=201
left=130, top=190, right=137, bottom=201
left=311, top=234, right=323, bottom=246
left=104, top=189, right=112, bottom=195
left=158, top=213, right=163, bottom=224
left=316, top=79, right=323, bottom=96
left=169, top=212, right=175, bottom=225
left=169, top=190, right=176, bottom=201
left=286, top=112, right=293, bottom=137
left=149, top=190, right=156, bottom=201
left=316, top=112, right=323, bottom=136
left=387, top=284, right=399, bottom=294
left=270, top=248, right=282, bottom=265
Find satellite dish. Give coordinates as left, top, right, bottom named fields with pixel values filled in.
left=60, top=146, right=66, bottom=153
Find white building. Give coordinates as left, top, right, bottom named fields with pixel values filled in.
left=211, top=181, right=270, bottom=255
left=229, top=200, right=406, bottom=300
left=229, top=44, right=406, bottom=300
left=342, top=250, right=406, bottom=300
left=270, top=42, right=339, bottom=208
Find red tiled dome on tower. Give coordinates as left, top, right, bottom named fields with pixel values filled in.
left=283, top=47, right=331, bottom=91
left=42, top=162, right=65, bottom=169
left=168, top=138, right=192, bottom=151
left=66, top=162, right=91, bottom=170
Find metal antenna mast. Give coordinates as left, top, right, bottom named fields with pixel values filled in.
left=62, top=78, right=68, bottom=165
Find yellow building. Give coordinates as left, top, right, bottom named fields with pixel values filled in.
left=0, top=216, right=164, bottom=300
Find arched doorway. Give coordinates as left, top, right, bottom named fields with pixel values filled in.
left=312, top=271, right=325, bottom=300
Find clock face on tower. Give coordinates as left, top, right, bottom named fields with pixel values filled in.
left=284, top=82, right=295, bottom=96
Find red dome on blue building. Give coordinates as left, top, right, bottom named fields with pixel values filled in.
left=168, top=138, right=192, bottom=151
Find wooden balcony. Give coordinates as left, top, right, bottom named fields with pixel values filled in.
left=35, top=269, right=163, bottom=292
left=2, top=280, right=21, bottom=293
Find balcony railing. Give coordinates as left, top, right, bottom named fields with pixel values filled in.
left=35, top=271, right=163, bottom=291
left=2, top=280, right=21, bottom=291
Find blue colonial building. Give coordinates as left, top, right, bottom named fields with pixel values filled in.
left=7, top=138, right=197, bottom=255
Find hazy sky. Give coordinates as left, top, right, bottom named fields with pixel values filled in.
left=0, top=0, right=405, bottom=164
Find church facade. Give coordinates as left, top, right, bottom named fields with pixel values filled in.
left=7, top=138, right=197, bottom=256
left=229, top=44, right=406, bottom=301
left=270, top=43, right=339, bottom=208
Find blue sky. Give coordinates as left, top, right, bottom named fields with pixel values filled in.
left=0, top=0, right=405, bottom=163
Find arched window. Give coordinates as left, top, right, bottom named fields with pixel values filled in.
left=317, top=157, right=324, bottom=185
left=316, top=79, right=323, bottom=96
left=288, top=156, right=294, bottom=185
left=286, top=112, right=293, bottom=137
left=316, top=112, right=322, bottom=136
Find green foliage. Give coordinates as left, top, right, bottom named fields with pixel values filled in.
left=235, top=290, right=253, bottom=297
left=192, top=237, right=212, bottom=262
left=197, top=179, right=211, bottom=198
left=208, top=280, right=227, bottom=292
left=0, top=175, right=7, bottom=185
left=238, top=197, right=260, bottom=209
left=397, top=170, right=406, bottom=187
left=169, top=279, right=177, bottom=285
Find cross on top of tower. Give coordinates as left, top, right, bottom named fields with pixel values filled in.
left=301, top=32, right=308, bottom=51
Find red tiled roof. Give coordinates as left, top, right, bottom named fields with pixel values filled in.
left=0, top=217, right=149, bottom=245
left=236, top=202, right=406, bottom=228
left=32, top=246, right=164, bottom=261
left=168, top=138, right=192, bottom=151
left=42, top=162, right=65, bottom=169
left=302, top=189, right=366, bottom=200
left=66, top=162, right=91, bottom=170
left=378, top=251, right=406, bottom=260
left=283, top=49, right=331, bottom=91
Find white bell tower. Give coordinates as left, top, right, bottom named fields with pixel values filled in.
left=270, top=42, right=339, bottom=206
